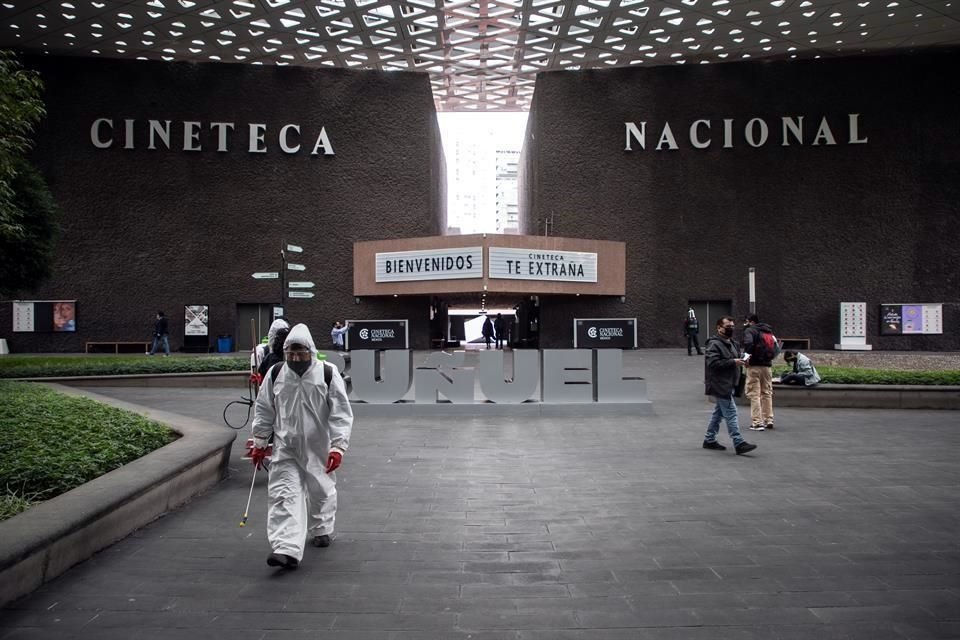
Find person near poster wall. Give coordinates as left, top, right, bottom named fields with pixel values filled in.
left=147, top=311, right=170, bottom=356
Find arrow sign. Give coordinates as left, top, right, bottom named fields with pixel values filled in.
left=288, top=281, right=315, bottom=289
left=288, top=291, right=314, bottom=299
left=286, top=244, right=303, bottom=253
left=287, top=263, right=306, bottom=271
left=252, top=272, right=279, bottom=279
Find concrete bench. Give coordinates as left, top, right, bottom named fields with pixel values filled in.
left=85, top=341, right=152, bottom=354
left=736, top=383, right=960, bottom=410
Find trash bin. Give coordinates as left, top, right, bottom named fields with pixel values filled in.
left=217, top=334, right=233, bottom=353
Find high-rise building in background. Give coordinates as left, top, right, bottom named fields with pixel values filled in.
left=440, top=113, right=527, bottom=235
left=495, top=150, right=520, bottom=234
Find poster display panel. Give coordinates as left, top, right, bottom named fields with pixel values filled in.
left=185, top=305, right=209, bottom=336
left=880, top=303, right=943, bottom=335
left=573, top=318, right=637, bottom=349
left=346, top=319, right=409, bottom=350
left=13, top=302, right=35, bottom=332
left=12, top=301, right=76, bottom=333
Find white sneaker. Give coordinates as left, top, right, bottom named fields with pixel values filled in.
left=749, top=425, right=766, bottom=431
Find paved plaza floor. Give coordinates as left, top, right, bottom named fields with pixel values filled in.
left=2, top=350, right=959, bottom=639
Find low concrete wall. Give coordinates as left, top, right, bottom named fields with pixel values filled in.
left=735, top=384, right=960, bottom=410
left=0, top=384, right=236, bottom=607
left=19, top=371, right=248, bottom=388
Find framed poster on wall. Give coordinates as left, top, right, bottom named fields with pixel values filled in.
left=12, top=300, right=77, bottom=332
left=13, top=302, right=35, bottom=332
left=185, top=305, right=209, bottom=336
left=880, top=303, right=942, bottom=335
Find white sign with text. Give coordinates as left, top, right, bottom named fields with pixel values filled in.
left=375, top=247, right=483, bottom=282
left=488, top=247, right=598, bottom=282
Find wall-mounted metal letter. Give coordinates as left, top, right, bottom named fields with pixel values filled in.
left=594, top=349, right=647, bottom=403
left=541, top=350, right=593, bottom=403
left=414, top=351, right=474, bottom=403
left=478, top=350, right=540, bottom=403
left=350, top=349, right=411, bottom=404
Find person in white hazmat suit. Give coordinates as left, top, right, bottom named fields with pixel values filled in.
left=249, top=318, right=290, bottom=378
left=250, top=323, right=353, bottom=569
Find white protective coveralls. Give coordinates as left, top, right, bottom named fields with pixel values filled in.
left=251, top=323, right=353, bottom=562
left=249, top=318, right=290, bottom=373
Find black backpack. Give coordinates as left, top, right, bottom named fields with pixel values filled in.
left=257, top=350, right=283, bottom=378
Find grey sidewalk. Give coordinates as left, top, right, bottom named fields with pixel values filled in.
left=2, top=350, right=959, bottom=639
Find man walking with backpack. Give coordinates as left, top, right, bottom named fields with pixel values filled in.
left=742, top=314, right=778, bottom=431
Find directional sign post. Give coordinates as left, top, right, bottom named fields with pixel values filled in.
left=252, top=272, right=279, bottom=280
left=278, top=240, right=309, bottom=304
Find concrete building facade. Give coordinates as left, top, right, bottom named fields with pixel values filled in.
left=519, top=52, right=960, bottom=350
left=1, top=57, right=446, bottom=352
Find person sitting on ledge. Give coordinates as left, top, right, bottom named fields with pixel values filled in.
left=776, top=350, right=822, bottom=386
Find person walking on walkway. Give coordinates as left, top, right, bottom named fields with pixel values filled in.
left=703, top=316, right=757, bottom=455
left=250, top=323, right=354, bottom=569
left=482, top=315, right=494, bottom=349
left=493, top=313, right=506, bottom=349
left=250, top=318, right=290, bottom=381
left=742, top=314, right=777, bottom=431
left=683, top=307, right=703, bottom=356
left=147, top=311, right=170, bottom=356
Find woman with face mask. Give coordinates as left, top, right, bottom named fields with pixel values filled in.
left=250, top=323, right=354, bottom=569
left=702, top=316, right=757, bottom=456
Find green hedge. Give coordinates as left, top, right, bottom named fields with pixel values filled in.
left=0, top=355, right=248, bottom=379
left=773, top=366, right=960, bottom=386
left=0, top=381, right=178, bottom=521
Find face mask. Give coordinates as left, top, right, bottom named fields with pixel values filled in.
left=721, top=327, right=734, bottom=337
left=287, top=360, right=312, bottom=377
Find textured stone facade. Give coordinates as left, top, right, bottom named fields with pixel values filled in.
left=520, top=52, right=960, bottom=350
left=2, top=57, right=445, bottom=352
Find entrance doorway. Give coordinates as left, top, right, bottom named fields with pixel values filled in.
left=688, top=300, right=732, bottom=339
left=446, top=307, right=516, bottom=349
left=236, top=303, right=281, bottom=352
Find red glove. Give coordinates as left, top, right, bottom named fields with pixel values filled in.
left=251, top=447, right=269, bottom=469
left=326, top=450, right=342, bottom=473
left=249, top=373, right=263, bottom=386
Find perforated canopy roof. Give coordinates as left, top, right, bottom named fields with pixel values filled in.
left=1, top=0, right=958, bottom=110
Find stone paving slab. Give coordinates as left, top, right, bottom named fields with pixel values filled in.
left=2, top=350, right=960, bottom=639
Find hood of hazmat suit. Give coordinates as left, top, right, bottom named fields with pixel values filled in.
left=251, top=318, right=291, bottom=369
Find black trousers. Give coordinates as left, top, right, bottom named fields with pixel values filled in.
left=686, top=334, right=702, bottom=354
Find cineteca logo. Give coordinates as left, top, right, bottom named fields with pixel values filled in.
left=359, top=328, right=370, bottom=340
left=587, top=327, right=598, bottom=338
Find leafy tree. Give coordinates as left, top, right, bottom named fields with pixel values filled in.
left=0, top=50, right=58, bottom=297
left=0, top=158, right=58, bottom=298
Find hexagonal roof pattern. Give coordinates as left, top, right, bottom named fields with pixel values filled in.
left=1, top=0, right=958, bottom=110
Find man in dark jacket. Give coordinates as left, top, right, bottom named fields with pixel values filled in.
left=147, top=311, right=170, bottom=356
left=482, top=315, right=494, bottom=349
left=742, top=314, right=776, bottom=431
left=703, top=316, right=757, bottom=455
